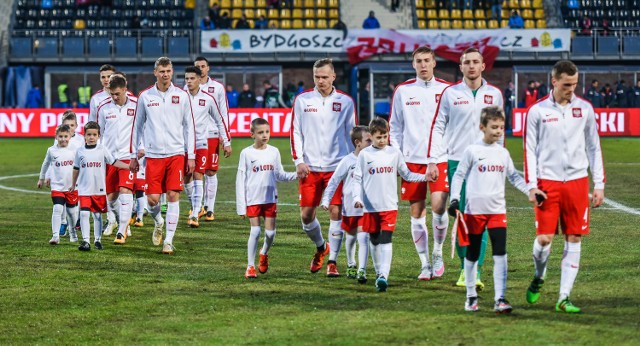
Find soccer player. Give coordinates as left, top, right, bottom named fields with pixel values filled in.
left=96, top=74, right=138, bottom=244
left=389, top=46, right=452, bottom=280
left=70, top=121, right=130, bottom=251
left=130, top=57, right=196, bottom=255
left=88, top=64, right=116, bottom=123
left=183, top=66, right=231, bottom=228
left=448, top=106, right=545, bottom=313
left=523, top=60, right=605, bottom=313
left=427, top=47, right=504, bottom=289
left=320, top=126, right=371, bottom=281
left=194, top=56, right=231, bottom=221
left=353, top=118, right=426, bottom=292
left=236, top=118, right=297, bottom=279
left=38, top=124, right=79, bottom=244
left=290, top=58, right=357, bottom=273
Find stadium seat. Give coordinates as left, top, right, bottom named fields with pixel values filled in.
left=521, top=0, right=531, bottom=8
left=232, top=9, right=243, bottom=19
left=304, top=0, right=314, bottom=9
left=304, top=18, right=315, bottom=28
left=474, top=9, right=485, bottom=19
left=452, top=19, right=462, bottom=28
left=220, top=0, right=231, bottom=8
left=439, top=9, right=449, bottom=19
left=292, top=19, right=303, bottom=28
left=427, top=9, right=437, bottom=19
left=256, top=0, right=266, bottom=7
left=426, top=0, right=436, bottom=8
left=488, top=19, right=499, bottom=28
left=463, top=20, right=474, bottom=29
left=522, top=9, right=533, bottom=19
left=280, top=19, right=291, bottom=28
left=73, top=19, right=86, bottom=30
left=256, top=8, right=266, bottom=18
left=328, top=0, right=339, bottom=8
left=507, top=0, right=518, bottom=9
left=462, top=9, right=473, bottom=19
left=317, top=0, right=327, bottom=8
left=476, top=19, right=486, bottom=29
left=417, top=19, right=426, bottom=29
left=501, top=19, right=509, bottom=27
left=316, top=19, right=327, bottom=28
left=329, top=19, right=337, bottom=27
left=292, top=9, right=303, bottom=18
left=304, top=9, right=315, bottom=18
left=292, top=0, right=303, bottom=8
left=280, top=8, right=291, bottom=18
left=244, top=9, right=255, bottom=18
left=89, top=37, right=110, bottom=57
left=416, top=9, right=426, bottom=19
left=168, top=36, right=189, bottom=56
left=268, top=9, right=279, bottom=19
left=328, top=8, right=339, bottom=18
left=533, top=0, right=543, bottom=8
left=450, top=9, right=461, bottom=19
left=415, top=0, right=425, bottom=8
left=428, top=20, right=438, bottom=29
left=317, top=8, right=326, bottom=19
left=268, top=20, right=279, bottom=28
left=232, top=0, right=243, bottom=7
left=440, top=19, right=450, bottom=29
left=524, top=19, right=535, bottom=28
left=534, top=9, right=544, bottom=19
left=536, top=19, right=546, bottom=28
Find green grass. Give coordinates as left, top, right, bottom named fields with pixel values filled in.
left=0, top=137, right=639, bottom=345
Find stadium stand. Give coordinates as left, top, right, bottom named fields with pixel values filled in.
left=561, top=0, right=640, bottom=31
left=217, top=0, right=341, bottom=30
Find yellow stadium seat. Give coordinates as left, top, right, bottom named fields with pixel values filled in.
left=328, top=8, right=339, bottom=19
left=304, top=19, right=316, bottom=28
left=439, top=9, right=449, bottom=19
left=231, top=9, right=243, bottom=19
left=440, top=19, right=451, bottom=29
left=426, top=0, right=436, bottom=8
left=450, top=9, right=461, bottom=19
left=292, top=0, right=302, bottom=8
left=533, top=0, right=543, bottom=8
left=292, top=9, right=303, bottom=18
left=329, top=19, right=338, bottom=27
left=256, top=0, right=266, bottom=6
left=220, top=0, right=231, bottom=9
left=463, top=19, right=475, bottom=29
left=522, top=9, right=533, bottom=19
left=485, top=9, right=492, bottom=19
left=280, top=19, right=291, bottom=29
left=268, top=8, right=279, bottom=19
left=417, top=20, right=427, bottom=29
left=488, top=19, right=499, bottom=28
left=416, top=0, right=425, bottom=8
left=232, top=0, right=243, bottom=8
left=416, top=9, right=426, bottom=19
left=534, top=9, right=545, bottom=19
left=508, top=0, right=518, bottom=9
left=427, top=9, right=437, bottom=19
left=452, top=19, right=462, bottom=29
left=474, top=9, right=485, bottom=19
left=268, top=20, right=278, bottom=28
left=317, top=0, right=327, bottom=8
left=428, top=20, right=438, bottom=29
left=462, top=9, right=473, bottom=19
left=73, top=19, right=86, bottom=29
left=304, top=9, right=314, bottom=18
left=328, top=0, right=339, bottom=8
left=316, top=19, right=328, bottom=29
left=524, top=19, right=535, bottom=28
left=304, top=0, right=314, bottom=9
left=280, top=9, right=291, bottom=18
left=244, top=9, right=254, bottom=19
left=502, top=9, right=509, bottom=19
left=292, top=19, right=303, bottom=28
left=317, top=8, right=327, bottom=18
left=521, top=0, right=531, bottom=8
left=501, top=19, right=509, bottom=27
left=255, top=8, right=266, bottom=18
left=536, top=19, right=546, bottom=28
left=475, top=19, right=486, bottom=29
left=245, top=0, right=255, bottom=7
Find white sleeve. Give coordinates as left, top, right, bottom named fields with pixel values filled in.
left=321, top=158, right=349, bottom=207
left=450, top=149, right=472, bottom=201
left=89, top=97, right=97, bottom=122
left=506, top=154, right=529, bottom=195
left=104, top=147, right=116, bottom=165
left=235, top=151, right=247, bottom=216
left=131, top=97, right=146, bottom=159
left=290, top=98, right=305, bottom=166
left=184, top=95, right=196, bottom=159
left=524, top=107, right=539, bottom=190
left=427, top=90, right=449, bottom=163
left=496, top=92, right=506, bottom=147
left=584, top=106, right=605, bottom=189
left=210, top=99, right=231, bottom=146
left=397, top=153, right=426, bottom=182
left=389, top=88, right=403, bottom=149
left=345, top=101, right=356, bottom=152
left=39, top=148, right=52, bottom=180
left=216, top=86, right=230, bottom=140
left=274, top=150, right=297, bottom=182
left=352, top=154, right=364, bottom=205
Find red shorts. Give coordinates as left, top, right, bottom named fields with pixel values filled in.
left=464, top=213, right=508, bottom=235
left=79, top=195, right=108, bottom=213
left=207, top=137, right=220, bottom=171
left=341, top=215, right=363, bottom=231
left=187, top=148, right=209, bottom=174
left=51, top=190, right=78, bottom=205
left=401, top=162, right=449, bottom=201
left=145, top=155, right=185, bottom=194
left=362, top=211, right=398, bottom=233
left=106, top=160, right=133, bottom=194
left=134, top=178, right=146, bottom=192
left=246, top=203, right=277, bottom=218
left=535, top=178, right=590, bottom=235
left=298, top=171, right=343, bottom=207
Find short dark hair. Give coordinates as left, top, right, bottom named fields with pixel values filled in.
left=460, top=47, right=482, bottom=63
left=108, top=74, right=127, bottom=90
left=154, top=57, right=172, bottom=70
left=350, top=125, right=370, bottom=146
left=250, top=117, right=269, bottom=132
left=412, top=46, right=435, bottom=59
left=100, top=64, right=116, bottom=73
left=313, top=58, right=334, bottom=71
left=112, top=70, right=127, bottom=78
left=55, top=124, right=71, bottom=135
left=185, top=66, right=202, bottom=76
left=551, top=60, right=578, bottom=80
left=62, top=110, right=77, bottom=123
left=480, top=106, right=506, bottom=126
left=194, top=56, right=209, bottom=66
left=592, top=79, right=598, bottom=84
left=84, top=121, right=100, bottom=134
left=369, top=117, right=388, bottom=135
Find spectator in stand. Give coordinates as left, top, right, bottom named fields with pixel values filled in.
left=255, top=15, right=268, bottom=29
left=226, top=85, right=239, bottom=108
left=235, top=14, right=251, bottom=29
left=268, top=21, right=278, bottom=29
left=508, top=10, right=524, bottom=29
left=238, top=83, right=256, bottom=108
left=267, top=0, right=280, bottom=9
left=491, top=0, right=503, bottom=21
left=523, top=80, right=538, bottom=108
left=504, top=81, right=515, bottom=132
left=218, top=11, right=231, bottom=29
left=586, top=79, right=602, bottom=108
left=390, top=0, right=400, bottom=12
left=536, top=80, right=548, bottom=99
left=363, top=11, right=381, bottom=29
left=296, top=81, right=305, bottom=95
left=26, top=85, right=43, bottom=108
left=332, top=19, right=348, bottom=39
left=567, top=0, right=580, bottom=9
left=209, top=2, right=221, bottom=27
left=615, top=80, right=630, bottom=108
left=201, top=16, right=215, bottom=30
left=580, top=14, right=592, bottom=36
left=262, top=80, right=280, bottom=108
left=601, top=83, right=615, bottom=108
left=632, top=80, right=640, bottom=108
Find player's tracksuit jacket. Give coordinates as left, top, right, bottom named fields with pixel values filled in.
left=187, top=88, right=231, bottom=150
left=97, top=95, right=138, bottom=160
left=89, top=88, right=135, bottom=122
left=200, top=77, right=230, bottom=140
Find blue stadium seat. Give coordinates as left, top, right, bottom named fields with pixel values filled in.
left=142, top=37, right=163, bottom=57
left=10, top=37, right=32, bottom=58
left=35, top=37, right=58, bottom=58
left=623, top=36, right=640, bottom=55
left=115, top=36, right=137, bottom=57
left=168, top=36, right=189, bottom=56
left=571, top=36, right=593, bottom=56
left=89, top=37, right=111, bottom=57
left=63, top=37, right=84, bottom=57
left=597, top=36, right=619, bottom=56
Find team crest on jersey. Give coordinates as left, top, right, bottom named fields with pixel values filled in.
left=333, top=102, right=341, bottom=112
left=199, top=99, right=206, bottom=106
left=435, top=94, right=441, bottom=103
left=127, top=109, right=135, bottom=116
left=208, top=87, right=215, bottom=93
left=172, top=96, right=179, bottom=104
left=484, top=95, right=493, bottom=104
left=572, top=108, right=583, bottom=118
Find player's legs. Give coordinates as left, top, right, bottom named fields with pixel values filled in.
left=65, top=193, right=79, bottom=242
left=247, top=215, right=262, bottom=270
left=343, top=223, right=358, bottom=279
left=115, top=187, right=133, bottom=243
left=430, top=190, right=449, bottom=277
left=327, top=204, right=343, bottom=277
left=188, top=171, right=205, bottom=227
left=409, top=200, right=432, bottom=280
left=488, top=227, right=511, bottom=313
left=134, top=188, right=146, bottom=226
left=50, top=196, right=65, bottom=244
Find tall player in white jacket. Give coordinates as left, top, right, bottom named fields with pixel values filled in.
left=353, top=118, right=426, bottom=292
left=88, top=64, right=116, bottom=123
left=389, top=46, right=452, bottom=281
left=523, top=60, right=605, bottom=313
left=130, top=57, right=196, bottom=255
left=194, top=56, right=231, bottom=221
left=427, top=47, right=504, bottom=289
left=290, top=58, right=357, bottom=273
left=236, top=118, right=297, bottom=279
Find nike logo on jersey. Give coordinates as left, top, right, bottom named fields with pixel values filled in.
left=387, top=223, right=395, bottom=227
left=367, top=161, right=373, bottom=164
left=478, top=158, right=486, bottom=161
left=581, top=225, right=588, bottom=230
left=52, top=156, right=59, bottom=160
left=409, top=97, right=416, bottom=100
left=251, top=160, right=258, bottom=163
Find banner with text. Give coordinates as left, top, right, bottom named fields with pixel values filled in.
left=201, top=30, right=343, bottom=53
left=511, top=108, right=640, bottom=137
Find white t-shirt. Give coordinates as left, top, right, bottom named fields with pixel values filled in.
left=97, top=96, right=138, bottom=160
left=73, top=144, right=116, bottom=196
left=321, top=152, right=361, bottom=217
left=39, top=145, right=76, bottom=192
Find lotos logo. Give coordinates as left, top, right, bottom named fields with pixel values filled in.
left=405, top=100, right=421, bottom=106
left=208, top=87, right=215, bottom=93
left=478, top=164, right=504, bottom=173
left=453, top=100, right=469, bottom=106
left=369, top=166, right=394, bottom=174
left=252, top=164, right=274, bottom=172
left=55, top=160, right=74, bottom=167
left=484, top=95, right=493, bottom=104
left=368, top=167, right=376, bottom=175
left=199, top=99, right=206, bottom=107
left=147, top=102, right=159, bottom=107
left=572, top=108, right=583, bottom=118
left=172, top=96, right=180, bottom=104
left=333, top=102, right=341, bottom=112
left=304, top=107, right=318, bottom=112
left=435, top=94, right=441, bottom=103
left=127, top=108, right=135, bottom=116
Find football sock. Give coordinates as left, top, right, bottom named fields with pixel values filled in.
left=345, top=232, right=357, bottom=267
left=191, top=180, right=203, bottom=218
left=328, top=220, right=343, bottom=262
left=411, top=217, right=430, bottom=269
left=369, top=241, right=380, bottom=276
left=149, top=203, right=162, bottom=224
left=357, top=232, right=369, bottom=271
left=184, top=181, right=194, bottom=201
left=456, top=242, right=467, bottom=270
left=302, top=218, right=325, bottom=248
left=464, top=258, right=478, bottom=298
left=432, top=211, right=448, bottom=255
left=247, top=226, right=261, bottom=266
left=559, top=241, right=581, bottom=302
left=379, top=243, right=393, bottom=278
left=117, top=194, right=133, bottom=236
left=493, top=254, right=507, bottom=301
left=136, top=195, right=146, bottom=219
left=60, top=205, right=67, bottom=226
left=160, top=193, right=166, bottom=206
left=66, top=205, right=78, bottom=231
left=52, top=204, right=64, bottom=237
left=107, top=199, right=120, bottom=223
left=533, top=238, right=551, bottom=279
left=164, top=201, right=179, bottom=244
left=261, top=229, right=276, bottom=255
left=80, top=210, right=91, bottom=242
left=477, top=231, right=488, bottom=276
left=205, top=174, right=218, bottom=213
left=92, top=212, right=102, bottom=242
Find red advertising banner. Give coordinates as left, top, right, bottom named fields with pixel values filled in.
left=0, top=108, right=293, bottom=138
left=511, top=108, right=640, bottom=137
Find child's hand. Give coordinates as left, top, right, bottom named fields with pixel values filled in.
left=321, top=204, right=329, bottom=211
left=37, top=179, right=43, bottom=189
left=448, top=199, right=459, bottom=217
left=45, top=179, right=51, bottom=188
left=223, top=145, right=232, bottom=158
left=69, top=185, right=75, bottom=192
left=354, top=202, right=363, bottom=208
left=529, top=189, right=547, bottom=206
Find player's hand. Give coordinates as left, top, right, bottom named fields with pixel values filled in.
left=223, top=145, right=232, bottom=158
left=529, top=189, right=547, bottom=206
left=354, top=201, right=363, bottom=208
left=426, top=163, right=439, bottom=182
left=129, top=158, right=139, bottom=173
left=187, top=159, right=195, bottom=174
left=37, top=179, right=43, bottom=189
left=448, top=199, right=459, bottom=217
left=592, top=188, right=604, bottom=208
left=296, top=163, right=310, bottom=179
left=69, top=185, right=75, bottom=192
left=321, top=204, right=329, bottom=211
left=45, top=179, right=51, bottom=188
left=137, top=149, right=145, bottom=159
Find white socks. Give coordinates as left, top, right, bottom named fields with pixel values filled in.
left=136, top=195, right=146, bottom=219
left=191, top=180, right=204, bottom=217
left=164, top=201, right=179, bottom=244
left=66, top=205, right=78, bottom=236
left=117, top=194, right=133, bottom=236
left=533, top=238, right=551, bottom=279
left=370, top=241, right=380, bottom=276
left=247, top=226, right=261, bottom=266
left=261, top=229, right=276, bottom=255
left=357, top=232, right=369, bottom=271
left=52, top=204, right=64, bottom=238
left=328, top=220, right=343, bottom=262
left=185, top=181, right=194, bottom=200
left=148, top=203, right=163, bottom=224
left=465, top=258, right=478, bottom=298
left=493, top=254, right=507, bottom=301
left=379, top=243, right=393, bottom=278
left=345, top=233, right=357, bottom=267
left=81, top=210, right=102, bottom=243
left=205, top=174, right=218, bottom=213
left=92, top=212, right=102, bottom=242
left=432, top=211, right=448, bottom=255
left=302, top=218, right=324, bottom=248
left=411, top=217, right=430, bottom=269
left=559, top=241, right=581, bottom=301
left=107, top=199, right=120, bottom=223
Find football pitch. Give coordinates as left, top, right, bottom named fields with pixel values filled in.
left=0, top=137, right=638, bottom=345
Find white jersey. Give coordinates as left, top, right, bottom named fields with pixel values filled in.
left=353, top=145, right=425, bottom=213
left=321, top=153, right=361, bottom=217
left=427, top=78, right=504, bottom=163
left=186, top=88, right=231, bottom=149
left=97, top=95, right=138, bottom=160
left=235, top=145, right=297, bottom=215
left=524, top=93, right=605, bottom=190
left=131, top=83, right=195, bottom=159
left=73, top=144, right=116, bottom=196
left=290, top=87, right=357, bottom=171
left=389, top=77, right=450, bottom=164
left=89, top=88, right=134, bottom=122
left=39, top=144, right=76, bottom=192
left=200, top=77, right=229, bottom=139
left=451, top=141, right=528, bottom=215
left=49, top=134, right=84, bottom=180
